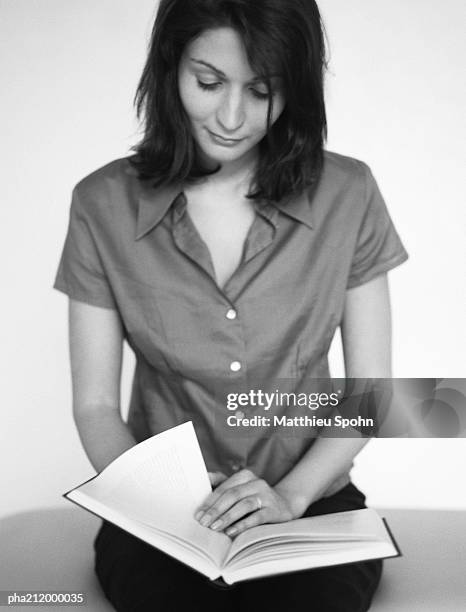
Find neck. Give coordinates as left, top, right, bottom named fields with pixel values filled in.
left=197, top=148, right=258, bottom=193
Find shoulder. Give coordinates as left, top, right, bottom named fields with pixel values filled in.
left=318, top=150, right=378, bottom=207
left=321, top=150, right=370, bottom=187
left=309, top=151, right=379, bottom=230
left=74, top=157, right=136, bottom=199
left=71, top=157, right=139, bottom=220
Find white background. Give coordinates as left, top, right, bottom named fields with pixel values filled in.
left=1, top=0, right=465, bottom=521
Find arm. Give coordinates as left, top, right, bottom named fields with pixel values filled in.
left=274, top=273, right=392, bottom=512
left=69, top=299, right=137, bottom=472
left=196, top=274, right=392, bottom=535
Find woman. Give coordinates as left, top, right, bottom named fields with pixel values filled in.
left=54, top=0, right=408, bottom=610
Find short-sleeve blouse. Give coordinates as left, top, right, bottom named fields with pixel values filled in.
left=54, top=151, right=408, bottom=495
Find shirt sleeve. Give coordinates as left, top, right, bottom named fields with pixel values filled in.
left=347, top=163, right=409, bottom=289
left=53, top=187, right=117, bottom=309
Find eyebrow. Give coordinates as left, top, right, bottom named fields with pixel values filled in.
left=190, top=58, right=280, bottom=84
left=191, top=59, right=227, bottom=77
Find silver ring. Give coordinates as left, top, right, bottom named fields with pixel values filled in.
left=256, top=496, right=262, bottom=511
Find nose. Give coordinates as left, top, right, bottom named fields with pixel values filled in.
left=216, top=89, right=245, bottom=134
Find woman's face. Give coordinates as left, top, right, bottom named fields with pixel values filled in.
left=178, top=27, right=285, bottom=170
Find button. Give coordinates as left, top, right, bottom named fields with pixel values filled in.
left=226, top=309, right=237, bottom=320
left=230, top=461, right=245, bottom=472
left=230, top=361, right=242, bottom=372
left=235, top=410, right=245, bottom=419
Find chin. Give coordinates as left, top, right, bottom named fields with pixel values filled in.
left=198, top=147, right=244, bottom=166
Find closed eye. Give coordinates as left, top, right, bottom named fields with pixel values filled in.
left=197, top=80, right=221, bottom=91
left=198, top=80, right=271, bottom=100
left=250, top=89, right=269, bottom=101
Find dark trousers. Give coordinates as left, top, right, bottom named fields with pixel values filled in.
left=94, top=482, right=382, bottom=612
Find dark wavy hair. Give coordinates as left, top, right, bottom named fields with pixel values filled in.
left=131, top=0, right=328, bottom=202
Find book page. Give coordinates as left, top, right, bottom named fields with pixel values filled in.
left=225, top=508, right=387, bottom=565
left=222, top=509, right=398, bottom=584
left=67, top=422, right=230, bottom=563
left=223, top=540, right=397, bottom=585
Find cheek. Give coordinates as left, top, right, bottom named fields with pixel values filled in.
left=248, top=108, right=276, bottom=136
left=248, top=98, right=286, bottom=136
left=179, top=83, right=212, bottom=123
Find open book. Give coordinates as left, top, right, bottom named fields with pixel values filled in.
left=64, top=422, right=400, bottom=585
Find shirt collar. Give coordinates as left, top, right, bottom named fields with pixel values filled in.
left=271, top=187, right=315, bottom=230
left=136, top=181, right=315, bottom=240
left=135, top=181, right=184, bottom=240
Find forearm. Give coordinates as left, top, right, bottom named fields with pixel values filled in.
left=73, top=406, right=137, bottom=473
left=274, top=436, right=370, bottom=515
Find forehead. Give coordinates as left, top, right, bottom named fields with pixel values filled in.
left=183, top=27, right=257, bottom=81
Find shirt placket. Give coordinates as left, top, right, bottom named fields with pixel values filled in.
left=170, top=198, right=279, bottom=475
left=223, top=202, right=279, bottom=300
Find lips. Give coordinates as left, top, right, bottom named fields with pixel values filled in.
left=207, top=129, right=244, bottom=144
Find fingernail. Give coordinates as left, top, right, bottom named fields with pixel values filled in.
left=211, top=520, right=223, bottom=530
left=195, top=511, right=203, bottom=521
left=226, top=527, right=237, bottom=536
left=200, top=514, right=211, bottom=527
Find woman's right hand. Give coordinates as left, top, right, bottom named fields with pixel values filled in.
left=208, top=471, right=228, bottom=488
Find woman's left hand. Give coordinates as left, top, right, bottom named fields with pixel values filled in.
left=195, top=468, right=302, bottom=537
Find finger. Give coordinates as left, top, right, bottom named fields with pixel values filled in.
left=196, top=479, right=236, bottom=519
left=196, top=470, right=257, bottom=519
left=197, top=480, right=262, bottom=528
left=225, top=508, right=267, bottom=537
left=208, top=471, right=228, bottom=487
left=213, top=468, right=257, bottom=494
left=209, top=495, right=264, bottom=532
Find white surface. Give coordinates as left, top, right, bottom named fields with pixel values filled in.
left=1, top=506, right=464, bottom=611
left=0, top=507, right=113, bottom=611
left=0, top=0, right=465, bottom=522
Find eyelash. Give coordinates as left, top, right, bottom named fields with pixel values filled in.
left=196, top=80, right=270, bottom=101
